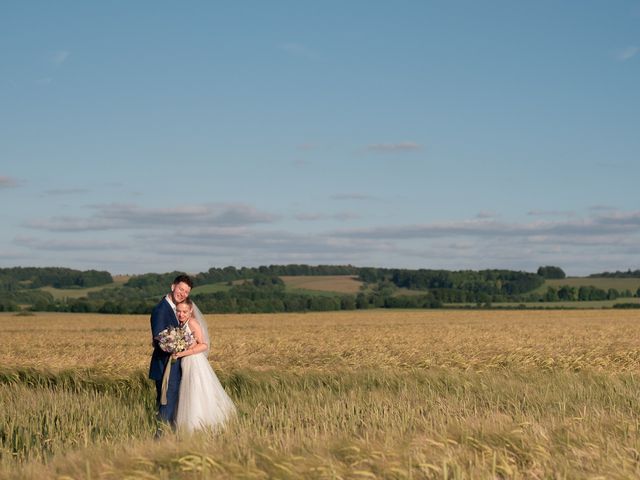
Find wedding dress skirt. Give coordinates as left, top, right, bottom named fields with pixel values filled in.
left=176, top=353, right=236, bottom=432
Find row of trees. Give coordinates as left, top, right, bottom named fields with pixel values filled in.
left=21, top=282, right=635, bottom=314
left=589, top=269, right=640, bottom=278
left=5, top=276, right=425, bottom=314
left=195, top=264, right=359, bottom=284
left=1, top=265, right=638, bottom=313
left=536, top=286, right=638, bottom=302
left=0, top=267, right=112, bottom=291
left=124, top=265, right=360, bottom=292
left=359, top=268, right=546, bottom=297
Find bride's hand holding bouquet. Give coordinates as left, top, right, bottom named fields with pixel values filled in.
left=155, top=326, right=195, bottom=363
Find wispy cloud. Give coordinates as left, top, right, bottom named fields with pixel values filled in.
left=51, top=50, right=70, bottom=66
left=14, top=236, right=127, bottom=251
left=331, top=193, right=375, bottom=201
left=333, top=211, right=640, bottom=240
left=142, top=212, right=640, bottom=275
left=589, top=205, right=617, bottom=212
left=0, top=248, right=27, bottom=261
left=44, top=188, right=90, bottom=196
left=141, top=227, right=374, bottom=260
left=295, top=212, right=360, bottom=222
left=527, top=209, right=576, bottom=217
left=615, top=46, right=638, bottom=62
left=14, top=199, right=640, bottom=276
left=280, top=42, right=316, bottom=58
left=0, top=176, right=18, bottom=188
left=296, top=143, right=317, bottom=151
left=366, top=142, right=423, bottom=153
left=24, top=203, right=279, bottom=232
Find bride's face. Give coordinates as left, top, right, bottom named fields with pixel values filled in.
left=176, top=303, right=192, bottom=324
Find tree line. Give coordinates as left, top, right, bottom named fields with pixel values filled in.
left=124, top=265, right=359, bottom=291
left=0, top=267, right=112, bottom=290
left=0, top=264, right=638, bottom=313
left=589, top=269, right=640, bottom=278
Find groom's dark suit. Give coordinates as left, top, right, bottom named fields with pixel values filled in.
left=149, top=296, right=182, bottom=426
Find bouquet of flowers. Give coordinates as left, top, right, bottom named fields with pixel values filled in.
left=155, top=326, right=195, bottom=356
left=156, top=325, right=194, bottom=406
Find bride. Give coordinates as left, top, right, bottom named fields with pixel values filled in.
left=172, top=298, right=236, bottom=432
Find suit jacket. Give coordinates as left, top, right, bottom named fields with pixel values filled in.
left=148, top=296, right=179, bottom=380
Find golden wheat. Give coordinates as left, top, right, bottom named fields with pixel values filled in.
left=2, top=310, right=640, bottom=374
left=2, top=309, right=640, bottom=479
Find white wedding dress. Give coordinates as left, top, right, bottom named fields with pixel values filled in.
left=175, top=307, right=236, bottom=432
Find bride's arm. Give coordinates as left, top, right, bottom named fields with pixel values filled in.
left=174, top=318, right=208, bottom=358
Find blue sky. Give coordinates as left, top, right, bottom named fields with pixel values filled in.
left=1, top=1, right=639, bottom=276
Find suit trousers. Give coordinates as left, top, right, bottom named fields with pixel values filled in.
left=155, top=358, right=182, bottom=426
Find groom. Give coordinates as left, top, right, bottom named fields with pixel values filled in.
left=149, top=273, right=193, bottom=431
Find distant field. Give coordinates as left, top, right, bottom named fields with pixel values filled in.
left=449, top=297, right=640, bottom=309
left=191, top=282, right=233, bottom=295
left=280, top=275, right=363, bottom=294
left=38, top=275, right=129, bottom=300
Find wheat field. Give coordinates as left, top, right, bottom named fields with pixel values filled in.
left=1, top=309, right=640, bottom=479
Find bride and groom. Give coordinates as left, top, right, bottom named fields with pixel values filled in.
left=149, top=274, right=236, bottom=433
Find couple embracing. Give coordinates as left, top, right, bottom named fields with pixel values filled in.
left=149, top=274, right=236, bottom=434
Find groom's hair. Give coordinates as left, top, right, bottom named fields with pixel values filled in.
left=173, top=274, right=193, bottom=288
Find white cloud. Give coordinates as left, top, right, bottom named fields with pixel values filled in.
left=0, top=248, right=28, bottom=261
left=12, top=200, right=640, bottom=276
left=527, top=209, right=576, bottom=217
left=0, top=176, right=18, bottom=188
left=615, top=46, right=638, bottom=61
left=44, top=188, right=90, bottom=196
left=295, top=213, right=325, bottom=221
left=366, top=142, right=423, bottom=153
left=333, top=211, right=640, bottom=240
left=295, top=212, right=360, bottom=222
left=296, top=143, right=317, bottom=151
left=321, top=210, right=640, bottom=274
left=331, top=193, right=375, bottom=201
left=24, top=202, right=279, bottom=232
left=476, top=211, right=497, bottom=219
left=280, top=43, right=316, bottom=58
left=51, top=50, right=70, bottom=65
left=142, top=227, right=377, bottom=261
left=589, top=205, right=617, bottom=212
left=14, top=236, right=127, bottom=251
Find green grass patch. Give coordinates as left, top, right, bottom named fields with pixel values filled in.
left=283, top=286, right=345, bottom=297
left=280, top=275, right=363, bottom=294
left=37, top=277, right=128, bottom=300
left=191, top=282, right=233, bottom=295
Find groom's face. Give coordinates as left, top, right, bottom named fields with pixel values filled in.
left=171, top=281, right=191, bottom=304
